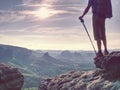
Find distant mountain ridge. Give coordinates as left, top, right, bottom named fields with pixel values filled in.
left=0, top=44, right=95, bottom=74
left=0, top=44, right=32, bottom=63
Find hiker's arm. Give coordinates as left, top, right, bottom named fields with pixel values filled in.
left=79, top=4, right=91, bottom=19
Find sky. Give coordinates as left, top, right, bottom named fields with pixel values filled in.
left=0, top=0, right=119, bottom=50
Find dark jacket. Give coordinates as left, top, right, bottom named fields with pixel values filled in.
left=89, top=0, right=112, bottom=18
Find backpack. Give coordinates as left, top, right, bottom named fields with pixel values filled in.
left=96, top=0, right=113, bottom=18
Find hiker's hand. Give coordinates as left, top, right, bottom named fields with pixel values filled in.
left=79, top=16, right=83, bottom=20
left=79, top=16, right=84, bottom=22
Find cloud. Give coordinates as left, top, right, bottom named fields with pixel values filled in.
left=0, top=0, right=87, bottom=24
left=0, top=0, right=88, bottom=30
left=0, top=10, right=25, bottom=23
left=22, top=0, right=56, bottom=6
left=22, top=0, right=42, bottom=5
left=21, top=0, right=83, bottom=18
left=20, top=6, right=67, bottom=20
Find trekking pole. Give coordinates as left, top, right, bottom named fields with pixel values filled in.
left=79, top=18, right=97, bottom=55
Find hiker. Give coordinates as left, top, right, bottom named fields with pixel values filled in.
left=79, top=0, right=112, bottom=57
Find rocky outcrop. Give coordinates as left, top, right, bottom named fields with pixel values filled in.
left=38, top=52, right=120, bottom=90
left=94, top=51, right=120, bottom=79
left=0, top=63, right=24, bottom=90
left=39, top=70, right=120, bottom=90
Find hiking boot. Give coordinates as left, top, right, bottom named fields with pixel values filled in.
left=104, top=50, right=109, bottom=55
left=95, top=51, right=103, bottom=58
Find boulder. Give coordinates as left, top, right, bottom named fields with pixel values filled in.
left=94, top=51, right=120, bottom=79
left=0, top=63, right=24, bottom=90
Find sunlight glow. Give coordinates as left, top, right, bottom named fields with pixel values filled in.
left=22, top=5, right=65, bottom=20
left=22, top=0, right=63, bottom=20
left=34, top=7, right=56, bottom=19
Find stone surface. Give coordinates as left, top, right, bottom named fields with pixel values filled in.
left=39, top=51, right=120, bottom=90
left=39, top=71, right=120, bottom=90
left=94, top=51, right=120, bottom=69
left=94, top=51, right=120, bottom=79
left=0, top=63, right=24, bottom=90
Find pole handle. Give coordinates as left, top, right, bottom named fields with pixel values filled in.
left=79, top=17, right=84, bottom=23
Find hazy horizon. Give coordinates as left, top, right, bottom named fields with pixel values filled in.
left=0, top=0, right=119, bottom=50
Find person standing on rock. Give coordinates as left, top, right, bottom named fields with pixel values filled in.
left=79, top=0, right=112, bottom=57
